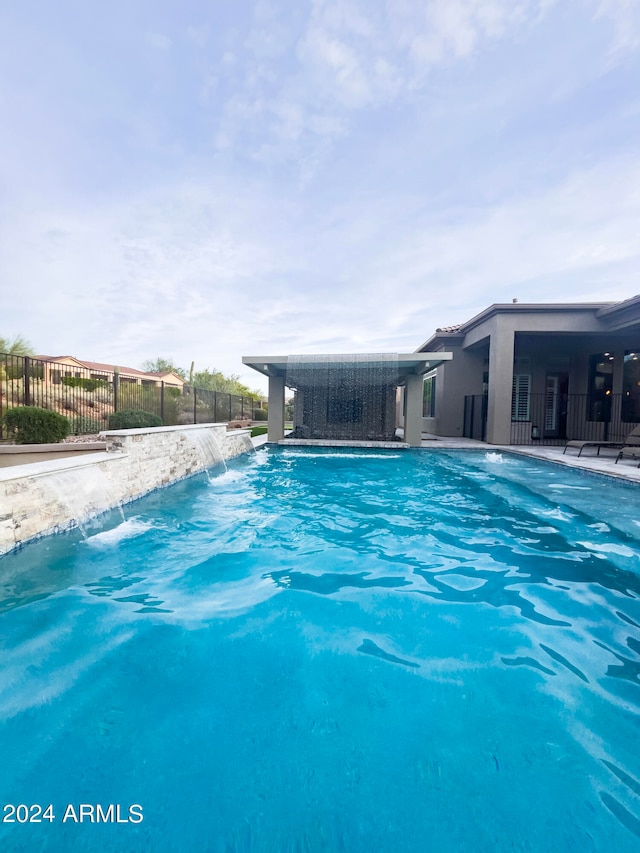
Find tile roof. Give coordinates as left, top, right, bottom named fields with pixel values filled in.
left=434, top=324, right=463, bottom=333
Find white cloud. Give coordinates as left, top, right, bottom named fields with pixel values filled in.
left=353, top=154, right=640, bottom=326
left=1, top=0, right=640, bottom=393
left=591, top=0, right=640, bottom=54
left=297, top=0, right=550, bottom=105
left=204, top=0, right=557, bottom=178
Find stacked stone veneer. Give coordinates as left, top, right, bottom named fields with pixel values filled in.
left=0, top=424, right=253, bottom=556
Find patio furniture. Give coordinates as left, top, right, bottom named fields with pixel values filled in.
left=614, top=426, right=640, bottom=465
left=564, top=424, right=640, bottom=458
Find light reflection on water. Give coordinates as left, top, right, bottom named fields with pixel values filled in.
left=0, top=447, right=640, bottom=851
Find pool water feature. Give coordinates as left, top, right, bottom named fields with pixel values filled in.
left=181, top=427, right=228, bottom=480
left=44, top=465, right=127, bottom=537
left=1, top=448, right=639, bottom=851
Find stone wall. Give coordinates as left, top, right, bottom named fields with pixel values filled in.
left=0, top=424, right=254, bottom=556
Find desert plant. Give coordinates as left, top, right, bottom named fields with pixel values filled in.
left=2, top=406, right=69, bottom=444
left=0, top=334, right=33, bottom=356
left=108, top=409, right=163, bottom=430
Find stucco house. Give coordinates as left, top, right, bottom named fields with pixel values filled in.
left=33, top=356, right=185, bottom=390
left=413, top=294, right=640, bottom=446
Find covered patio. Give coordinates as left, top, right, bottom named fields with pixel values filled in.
left=242, top=353, right=452, bottom=448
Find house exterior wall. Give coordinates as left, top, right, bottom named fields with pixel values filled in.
left=34, top=357, right=185, bottom=389
left=423, top=345, right=486, bottom=437
left=417, top=300, right=640, bottom=445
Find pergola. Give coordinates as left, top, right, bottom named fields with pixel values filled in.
left=242, top=353, right=453, bottom=447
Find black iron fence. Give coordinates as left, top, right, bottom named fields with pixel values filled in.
left=0, top=353, right=263, bottom=440
left=464, top=392, right=639, bottom=445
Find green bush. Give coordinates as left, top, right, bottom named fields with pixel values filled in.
left=108, top=409, right=163, bottom=430
left=252, top=408, right=268, bottom=421
left=62, top=376, right=108, bottom=392
left=2, top=406, right=70, bottom=444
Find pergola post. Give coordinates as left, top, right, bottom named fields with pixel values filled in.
left=404, top=373, right=423, bottom=447
left=267, top=374, right=286, bottom=442
left=486, top=324, right=515, bottom=445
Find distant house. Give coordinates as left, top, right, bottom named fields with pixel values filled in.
left=412, top=294, right=640, bottom=445
left=33, top=356, right=185, bottom=390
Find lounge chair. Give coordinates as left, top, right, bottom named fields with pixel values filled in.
left=616, top=447, right=640, bottom=467
left=564, top=424, right=640, bottom=458
left=615, top=428, right=640, bottom=466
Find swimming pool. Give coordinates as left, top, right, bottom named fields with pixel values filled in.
left=1, top=447, right=639, bottom=851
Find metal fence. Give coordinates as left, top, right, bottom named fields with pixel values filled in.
left=0, top=353, right=263, bottom=440
left=464, top=392, right=639, bottom=445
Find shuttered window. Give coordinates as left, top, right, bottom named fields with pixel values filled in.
left=511, top=374, right=531, bottom=421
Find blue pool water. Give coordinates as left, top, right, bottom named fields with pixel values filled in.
left=1, top=447, right=640, bottom=851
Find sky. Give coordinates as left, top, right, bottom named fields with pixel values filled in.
left=1, top=1, right=640, bottom=394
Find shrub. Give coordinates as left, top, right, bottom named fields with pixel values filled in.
left=62, top=377, right=108, bottom=392
left=2, top=406, right=70, bottom=444
left=108, top=409, right=163, bottom=430
left=252, top=408, right=268, bottom=421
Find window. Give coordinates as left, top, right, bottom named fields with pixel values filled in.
left=588, top=353, right=614, bottom=421
left=622, top=350, right=640, bottom=423
left=511, top=374, right=531, bottom=421
left=423, top=374, right=436, bottom=418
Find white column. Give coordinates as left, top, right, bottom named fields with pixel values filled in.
left=267, top=375, right=286, bottom=442
left=404, top=374, right=423, bottom=447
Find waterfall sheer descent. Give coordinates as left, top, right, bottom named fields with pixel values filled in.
left=285, top=354, right=400, bottom=442
left=182, top=429, right=228, bottom=478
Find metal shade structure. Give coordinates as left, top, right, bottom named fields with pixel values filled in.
left=242, top=352, right=453, bottom=447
